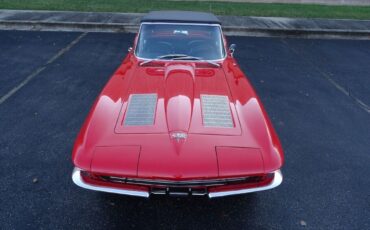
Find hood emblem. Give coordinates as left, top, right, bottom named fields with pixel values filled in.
left=170, top=132, right=188, bottom=142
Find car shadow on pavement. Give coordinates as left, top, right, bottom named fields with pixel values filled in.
left=98, top=192, right=261, bottom=229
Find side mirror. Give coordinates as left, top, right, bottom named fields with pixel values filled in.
left=229, top=44, right=236, bottom=57
left=128, top=47, right=133, bottom=52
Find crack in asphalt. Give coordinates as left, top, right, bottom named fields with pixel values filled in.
left=281, top=39, right=370, bottom=114
left=0, top=32, right=87, bottom=105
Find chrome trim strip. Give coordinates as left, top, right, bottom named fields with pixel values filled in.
left=208, top=170, right=283, bottom=198
left=140, top=22, right=222, bottom=26
left=71, top=168, right=149, bottom=198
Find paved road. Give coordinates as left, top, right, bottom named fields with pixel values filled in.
left=0, top=31, right=369, bottom=230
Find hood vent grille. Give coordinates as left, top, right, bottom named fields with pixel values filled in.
left=124, top=94, right=157, bottom=126
left=201, top=95, right=233, bottom=128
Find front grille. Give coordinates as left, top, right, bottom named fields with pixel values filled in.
left=84, top=173, right=269, bottom=197
left=98, top=175, right=265, bottom=197
left=99, top=176, right=261, bottom=187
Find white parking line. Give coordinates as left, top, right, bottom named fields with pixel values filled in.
left=281, top=39, right=370, bottom=114
left=0, top=32, right=87, bottom=105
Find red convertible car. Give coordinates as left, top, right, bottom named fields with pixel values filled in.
left=72, top=11, right=284, bottom=198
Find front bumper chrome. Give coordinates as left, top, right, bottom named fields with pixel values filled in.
left=72, top=167, right=282, bottom=198
left=72, top=168, right=149, bottom=198
left=208, top=169, right=283, bottom=198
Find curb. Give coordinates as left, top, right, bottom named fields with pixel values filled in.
left=222, top=26, right=370, bottom=39
left=2, top=20, right=370, bottom=39
left=0, top=20, right=139, bottom=33
left=0, top=10, right=370, bottom=39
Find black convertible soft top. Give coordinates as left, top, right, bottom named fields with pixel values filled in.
left=140, top=11, right=221, bottom=25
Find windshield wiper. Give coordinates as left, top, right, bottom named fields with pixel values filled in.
left=139, top=54, right=220, bottom=67
left=172, top=55, right=220, bottom=67
left=139, top=54, right=189, bottom=66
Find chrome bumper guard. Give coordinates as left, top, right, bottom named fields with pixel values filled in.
left=72, top=167, right=282, bottom=198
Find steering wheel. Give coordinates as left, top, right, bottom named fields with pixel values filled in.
left=187, top=40, right=208, bottom=48
left=188, top=40, right=217, bottom=58
left=146, top=41, right=174, bottom=55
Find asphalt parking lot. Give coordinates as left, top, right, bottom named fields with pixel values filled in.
left=0, top=30, right=369, bottom=230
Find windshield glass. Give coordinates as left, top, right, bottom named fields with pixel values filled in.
left=135, top=23, right=225, bottom=60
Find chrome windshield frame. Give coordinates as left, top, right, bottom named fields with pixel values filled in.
left=134, top=22, right=227, bottom=62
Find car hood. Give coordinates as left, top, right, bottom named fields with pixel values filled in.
left=72, top=58, right=284, bottom=179
left=115, top=62, right=241, bottom=136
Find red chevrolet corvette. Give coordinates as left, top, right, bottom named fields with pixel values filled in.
left=72, top=11, right=284, bottom=198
